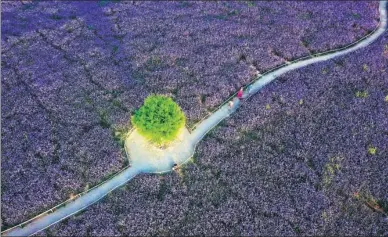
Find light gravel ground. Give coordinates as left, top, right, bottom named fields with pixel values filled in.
left=125, top=127, right=194, bottom=173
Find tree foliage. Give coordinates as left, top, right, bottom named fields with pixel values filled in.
left=131, top=95, right=186, bottom=146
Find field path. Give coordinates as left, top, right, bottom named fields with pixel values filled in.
left=3, top=1, right=387, bottom=236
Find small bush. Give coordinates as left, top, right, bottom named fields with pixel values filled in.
left=355, top=90, right=368, bottom=98
left=112, top=126, right=129, bottom=148
left=368, top=146, right=377, bottom=155
left=98, top=109, right=110, bottom=128
left=131, top=95, right=186, bottom=146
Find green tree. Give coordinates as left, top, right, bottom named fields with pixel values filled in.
left=131, top=95, right=186, bottom=146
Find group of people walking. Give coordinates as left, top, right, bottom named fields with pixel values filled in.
left=228, top=84, right=253, bottom=110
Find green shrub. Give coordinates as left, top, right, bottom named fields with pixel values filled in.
left=355, top=90, right=368, bottom=98
left=112, top=126, right=129, bottom=148
left=368, top=146, right=377, bottom=155
left=131, top=95, right=186, bottom=146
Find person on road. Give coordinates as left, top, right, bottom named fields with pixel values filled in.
left=228, top=101, right=234, bottom=110
left=237, top=87, right=244, bottom=100
left=247, top=84, right=252, bottom=96
left=172, top=163, right=178, bottom=171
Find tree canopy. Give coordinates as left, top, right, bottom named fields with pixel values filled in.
left=131, top=95, right=186, bottom=146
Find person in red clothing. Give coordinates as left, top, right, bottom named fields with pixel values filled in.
left=237, top=87, right=244, bottom=100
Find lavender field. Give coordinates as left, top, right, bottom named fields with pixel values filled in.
left=1, top=1, right=387, bottom=236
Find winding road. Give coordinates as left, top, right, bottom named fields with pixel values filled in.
left=3, top=1, right=387, bottom=236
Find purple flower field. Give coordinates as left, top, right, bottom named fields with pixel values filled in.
left=1, top=1, right=386, bottom=235
left=36, top=29, right=388, bottom=236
